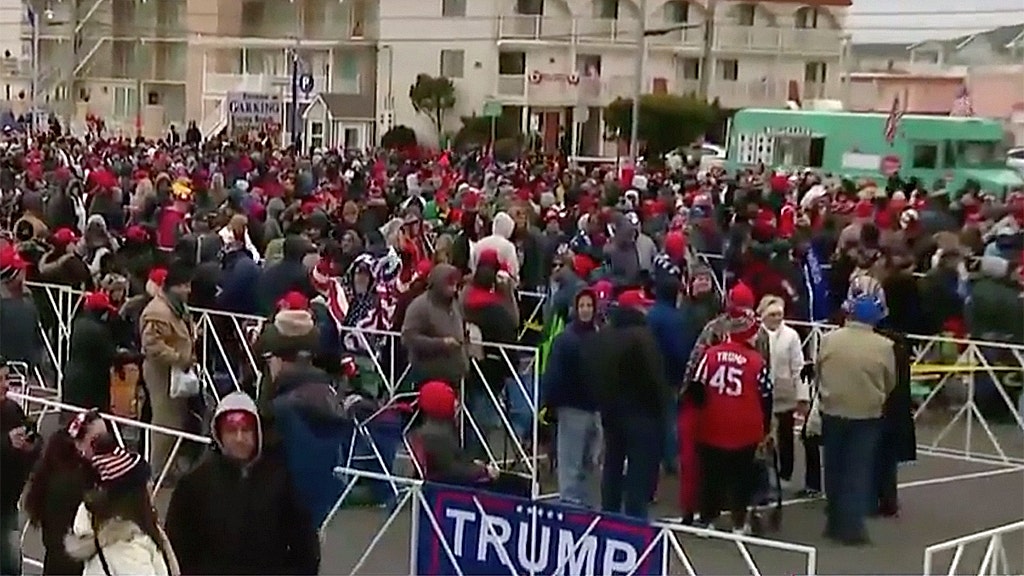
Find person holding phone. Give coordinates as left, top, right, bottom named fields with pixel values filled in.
left=1, top=357, right=42, bottom=575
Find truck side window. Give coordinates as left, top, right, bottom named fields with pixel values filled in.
left=944, top=141, right=957, bottom=168
left=912, top=144, right=938, bottom=169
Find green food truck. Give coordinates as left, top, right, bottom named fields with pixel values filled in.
left=725, top=108, right=1024, bottom=197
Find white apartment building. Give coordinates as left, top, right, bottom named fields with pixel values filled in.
left=2, top=0, right=376, bottom=142
left=380, top=0, right=850, bottom=154
left=1, top=0, right=848, bottom=151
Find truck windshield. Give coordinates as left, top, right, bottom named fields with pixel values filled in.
left=949, top=140, right=1002, bottom=168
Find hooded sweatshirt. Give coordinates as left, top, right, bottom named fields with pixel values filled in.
left=164, top=391, right=321, bottom=576
left=470, top=211, right=520, bottom=282
left=400, top=263, right=468, bottom=384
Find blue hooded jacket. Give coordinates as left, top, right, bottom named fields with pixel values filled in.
left=646, top=281, right=697, bottom=390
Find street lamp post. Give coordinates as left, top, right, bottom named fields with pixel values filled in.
left=627, top=4, right=703, bottom=169
left=627, top=0, right=648, bottom=165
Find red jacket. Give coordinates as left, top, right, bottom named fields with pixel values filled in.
left=695, top=340, right=772, bottom=450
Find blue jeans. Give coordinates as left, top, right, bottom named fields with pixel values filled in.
left=0, top=512, right=20, bottom=576
left=556, top=407, right=601, bottom=507
left=600, top=414, right=664, bottom=520
left=822, top=415, right=882, bottom=541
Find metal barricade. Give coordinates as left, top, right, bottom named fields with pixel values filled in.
left=328, top=467, right=819, bottom=576
left=791, top=320, right=1024, bottom=467
left=9, top=391, right=213, bottom=571
left=923, top=519, right=1024, bottom=575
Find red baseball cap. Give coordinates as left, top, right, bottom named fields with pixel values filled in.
left=617, top=289, right=654, bottom=309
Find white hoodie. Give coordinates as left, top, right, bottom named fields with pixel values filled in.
left=470, top=211, right=520, bottom=283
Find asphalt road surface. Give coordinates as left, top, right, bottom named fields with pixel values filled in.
left=17, top=414, right=1024, bottom=575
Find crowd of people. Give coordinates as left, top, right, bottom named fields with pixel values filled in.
left=0, top=127, right=1022, bottom=573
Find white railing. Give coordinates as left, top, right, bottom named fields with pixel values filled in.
left=923, top=520, right=1024, bottom=575
left=330, top=467, right=819, bottom=576
left=23, top=282, right=547, bottom=496
left=10, top=391, right=213, bottom=571
left=497, top=75, right=526, bottom=98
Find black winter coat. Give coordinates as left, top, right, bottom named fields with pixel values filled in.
left=593, top=307, right=671, bottom=421
left=876, top=328, right=917, bottom=463
left=1, top=399, right=38, bottom=517
left=35, top=463, right=93, bottom=575
left=164, top=452, right=320, bottom=575
left=63, top=312, right=117, bottom=410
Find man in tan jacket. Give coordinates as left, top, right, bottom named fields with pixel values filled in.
left=816, top=293, right=895, bottom=546
left=140, top=262, right=196, bottom=478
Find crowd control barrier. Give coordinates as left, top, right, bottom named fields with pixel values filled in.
left=790, top=320, right=1024, bottom=467
left=923, top=519, right=1024, bottom=575
left=7, top=391, right=214, bottom=571
left=331, top=467, right=818, bottom=576
left=22, top=281, right=548, bottom=498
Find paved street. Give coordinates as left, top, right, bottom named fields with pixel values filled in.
left=17, top=416, right=1024, bottom=575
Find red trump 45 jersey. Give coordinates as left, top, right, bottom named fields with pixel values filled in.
left=694, top=341, right=773, bottom=450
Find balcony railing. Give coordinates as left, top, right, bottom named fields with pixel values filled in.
left=713, top=78, right=789, bottom=108
left=203, top=73, right=332, bottom=96
left=497, top=74, right=526, bottom=97
left=575, top=17, right=639, bottom=45
left=493, top=16, right=840, bottom=54
left=496, top=15, right=573, bottom=42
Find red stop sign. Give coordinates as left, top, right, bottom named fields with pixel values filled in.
left=881, top=155, right=902, bottom=176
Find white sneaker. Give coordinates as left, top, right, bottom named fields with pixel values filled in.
left=733, top=525, right=752, bottom=536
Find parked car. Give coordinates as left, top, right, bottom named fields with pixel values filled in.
left=1007, top=147, right=1024, bottom=177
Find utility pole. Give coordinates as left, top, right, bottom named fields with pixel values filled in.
left=627, top=3, right=702, bottom=166
left=290, top=8, right=301, bottom=150
left=697, top=0, right=718, bottom=101
left=30, top=1, right=40, bottom=135
left=135, top=30, right=143, bottom=140
left=628, top=0, right=647, bottom=165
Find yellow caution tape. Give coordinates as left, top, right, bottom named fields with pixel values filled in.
left=911, top=364, right=1023, bottom=374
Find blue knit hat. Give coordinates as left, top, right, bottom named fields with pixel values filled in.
left=849, top=294, right=885, bottom=326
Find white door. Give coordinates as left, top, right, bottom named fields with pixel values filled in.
left=340, top=122, right=366, bottom=150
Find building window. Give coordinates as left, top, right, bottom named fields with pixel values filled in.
left=112, top=86, right=135, bottom=118
left=594, top=0, right=618, bottom=19
left=440, top=49, right=465, bottom=78
left=736, top=4, right=755, bottom=26
left=795, top=7, right=821, bottom=29
left=666, top=1, right=690, bottom=23
left=912, top=144, right=938, bottom=169
left=442, top=0, right=466, bottom=17
left=680, top=57, right=700, bottom=80
left=241, top=0, right=264, bottom=29
left=804, top=61, right=827, bottom=83
left=499, top=51, right=526, bottom=75
left=719, top=59, right=739, bottom=81
left=516, top=0, right=543, bottom=16
left=310, top=121, right=324, bottom=149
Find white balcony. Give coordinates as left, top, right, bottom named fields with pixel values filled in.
left=647, top=25, right=704, bottom=50
left=715, top=25, right=783, bottom=52
left=712, top=78, right=789, bottom=109
left=494, top=16, right=840, bottom=56
left=497, top=15, right=573, bottom=43
left=784, top=28, right=844, bottom=57
left=203, top=73, right=333, bottom=96
left=575, top=17, right=638, bottom=45
left=497, top=75, right=526, bottom=98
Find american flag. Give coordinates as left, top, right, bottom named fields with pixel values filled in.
left=950, top=85, right=974, bottom=117
left=884, top=95, right=903, bottom=144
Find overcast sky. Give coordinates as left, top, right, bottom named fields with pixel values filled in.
left=849, top=0, right=1024, bottom=44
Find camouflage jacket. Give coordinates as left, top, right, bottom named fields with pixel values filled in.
left=682, top=313, right=772, bottom=390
